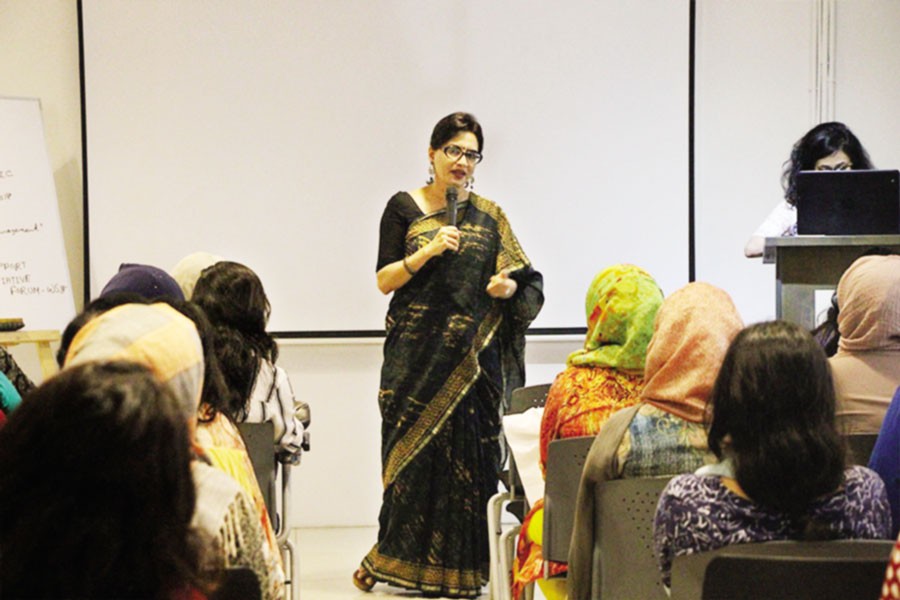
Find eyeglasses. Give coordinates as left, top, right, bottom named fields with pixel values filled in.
left=442, top=145, right=483, bottom=164
left=815, top=162, right=852, bottom=171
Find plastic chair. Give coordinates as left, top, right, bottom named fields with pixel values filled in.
left=669, top=539, right=895, bottom=600
left=209, top=567, right=263, bottom=600
left=487, top=383, right=551, bottom=600
left=845, top=433, right=879, bottom=466
left=237, top=422, right=299, bottom=600
left=591, top=476, right=673, bottom=599
left=542, top=436, right=596, bottom=572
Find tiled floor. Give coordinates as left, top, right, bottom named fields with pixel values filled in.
left=293, top=526, right=491, bottom=599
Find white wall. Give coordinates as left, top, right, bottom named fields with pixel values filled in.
left=0, top=0, right=81, bottom=378
left=833, top=1, right=900, bottom=170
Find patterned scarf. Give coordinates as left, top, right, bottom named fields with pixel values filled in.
left=64, top=303, right=204, bottom=420
left=641, top=282, right=743, bottom=423
left=567, top=264, right=662, bottom=372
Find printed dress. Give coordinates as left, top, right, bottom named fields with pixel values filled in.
left=654, top=466, right=891, bottom=587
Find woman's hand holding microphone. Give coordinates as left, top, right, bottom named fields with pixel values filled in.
left=426, top=226, right=460, bottom=256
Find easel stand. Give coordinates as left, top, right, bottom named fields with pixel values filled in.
left=763, top=235, right=900, bottom=330
left=0, top=330, right=61, bottom=380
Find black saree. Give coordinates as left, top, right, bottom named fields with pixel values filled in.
left=363, top=192, right=543, bottom=597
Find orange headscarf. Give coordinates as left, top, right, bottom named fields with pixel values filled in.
left=640, top=282, right=743, bottom=423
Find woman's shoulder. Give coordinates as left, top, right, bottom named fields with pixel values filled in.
left=468, top=191, right=499, bottom=207
left=843, top=465, right=887, bottom=495
left=826, top=466, right=892, bottom=537
left=663, top=473, right=726, bottom=498
left=656, top=475, right=732, bottom=523
left=388, top=190, right=412, bottom=201
left=753, top=200, right=797, bottom=237
left=467, top=192, right=508, bottom=219
left=386, top=191, right=416, bottom=210
left=250, top=359, right=277, bottom=393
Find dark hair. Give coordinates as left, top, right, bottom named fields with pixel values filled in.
left=165, top=299, right=244, bottom=423
left=192, top=261, right=278, bottom=363
left=810, top=292, right=840, bottom=357
left=782, top=122, right=873, bottom=206
left=192, top=262, right=279, bottom=420
left=707, top=321, right=845, bottom=535
left=430, top=112, right=484, bottom=153
left=0, top=362, right=211, bottom=598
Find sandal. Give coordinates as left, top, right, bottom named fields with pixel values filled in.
left=352, top=566, right=376, bottom=592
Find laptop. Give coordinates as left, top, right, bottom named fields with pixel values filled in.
left=795, top=169, right=900, bottom=235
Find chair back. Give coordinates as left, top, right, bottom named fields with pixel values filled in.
left=237, top=421, right=277, bottom=520
left=542, top=436, right=596, bottom=564
left=503, top=384, right=551, bottom=520
left=670, top=539, right=895, bottom=600
left=509, top=383, right=552, bottom=414
left=209, top=567, right=262, bottom=600
left=845, top=433, right=879, bottom=466
left=592, top=476, right=673, bottom=599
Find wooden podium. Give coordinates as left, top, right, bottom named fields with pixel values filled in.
left=0, top=330, right=60, bottom=380
left=763, top=235, right=900, bottom=330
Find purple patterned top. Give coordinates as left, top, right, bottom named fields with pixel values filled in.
left=653, top=466, right=892, bottom=587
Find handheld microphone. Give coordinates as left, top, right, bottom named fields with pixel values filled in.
left=446, top=186, right=458, bottom=227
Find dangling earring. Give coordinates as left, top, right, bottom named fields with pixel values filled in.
left=466, top=176, right=475, bottom=190
left=427, top=164, right=435, bottom=185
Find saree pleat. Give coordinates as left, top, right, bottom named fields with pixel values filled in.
left=364, top=194, right=543, bottom=597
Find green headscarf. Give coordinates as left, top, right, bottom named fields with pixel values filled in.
left=566, top=264, right=663, bottom=371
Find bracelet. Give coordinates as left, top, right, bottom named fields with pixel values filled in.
left=403, top=255, right=418, bottom=276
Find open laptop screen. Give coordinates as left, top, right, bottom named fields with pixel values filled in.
left=796, top=169, right=900, bottom=235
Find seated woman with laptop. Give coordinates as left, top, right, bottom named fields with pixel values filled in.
left=744, top=121, right=875, bottom=258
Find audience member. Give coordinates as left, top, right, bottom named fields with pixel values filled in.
left=810, top=248, right=896, bottom=359
left=172, top=301, right=285, bottom=578
left=192, top=261, right=309, bottom=462
left=811, top=291, right=841, bottom=357
left=654, top=321, right=891, bottom=588
left=62, top=302, right=285, bottom=600
left=512, top=264, right=663, bottom=599
left=99, top=262, right=185, bottom=301
left=0, top=371, right=22, bottom=417
left=831, top=254, right=900, bottom=434
left=567, top=282, right=743, bottom=598
left=0, top=346, right=35, bottom=397
left=0, top=361, right=212, bottom=599
left=868, top=386, right=900, bottom=537
left=171, top=251, right=223, bottom=300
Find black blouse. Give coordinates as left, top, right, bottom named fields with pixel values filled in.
left=376, top=192, right=424, bottom=272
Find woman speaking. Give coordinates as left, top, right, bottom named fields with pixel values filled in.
left=354, top=112, right=544, bottom=597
